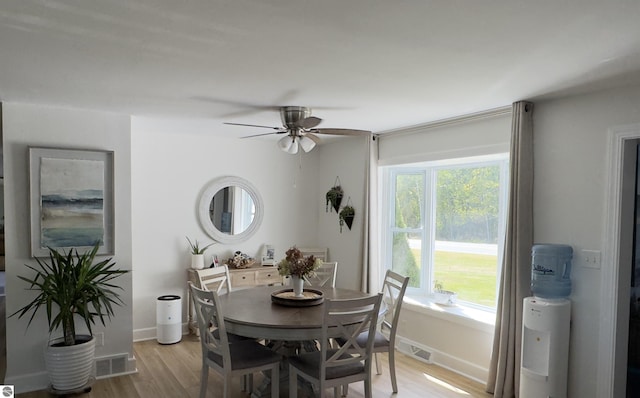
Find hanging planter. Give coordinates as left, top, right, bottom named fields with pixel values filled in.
left=339, top=203, right=355, bottom=233
left=325, top=177, right=343, bottom=213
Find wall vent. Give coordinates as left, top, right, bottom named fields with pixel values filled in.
left=397, top=339, right=433, bottom=364
left=95, top=354, right=129, bottom=378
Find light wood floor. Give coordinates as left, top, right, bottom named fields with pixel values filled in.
left=17, top=335, right=491, bottom=397
left=0, top=295, right=5, bottom=384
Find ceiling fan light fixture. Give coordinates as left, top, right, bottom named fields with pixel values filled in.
left=287, top=139, right=299, bottom=154
left=299, top=134, right=320, bottom=152
left=278, top=136, right=294, bottom=152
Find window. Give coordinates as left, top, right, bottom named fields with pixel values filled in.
left=382, top=154, right=508, bottom=310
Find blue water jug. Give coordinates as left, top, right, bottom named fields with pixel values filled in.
left=530, top=244, right=573, bottom=299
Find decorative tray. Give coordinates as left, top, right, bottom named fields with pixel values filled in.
left=271, top=288, right=324, bottom=307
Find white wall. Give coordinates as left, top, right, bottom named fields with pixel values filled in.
left=130, top=120, right=372, bottom=337
left=2, top=103, right=134, bottom=393
left=316, top=136, right=370, bottom=291
left=533, top=85, right=640, bottom=398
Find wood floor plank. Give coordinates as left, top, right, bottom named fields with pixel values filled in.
left=16, top=334, right=491, bottom=397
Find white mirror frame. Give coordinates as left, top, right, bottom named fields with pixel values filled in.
left=197, top=176, right=264, bottom=245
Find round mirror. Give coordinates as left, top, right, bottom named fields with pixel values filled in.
left=198, top=176, right=263, bottom=244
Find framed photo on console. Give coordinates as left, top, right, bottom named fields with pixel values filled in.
left=261, top=244, right=275, bottom=266
left=29, top=147, right=115, bottom=257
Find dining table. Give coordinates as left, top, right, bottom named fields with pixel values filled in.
left=216, top=285, right=378, bottom=398
left=217, top=285, right=376, bottom=341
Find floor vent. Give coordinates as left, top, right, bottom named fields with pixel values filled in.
left=397, top=339, right=433, bottom=364
left=95, top=354, right=129, bottom=378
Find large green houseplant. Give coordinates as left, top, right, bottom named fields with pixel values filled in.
left=12, top=242, right=128, bottom=391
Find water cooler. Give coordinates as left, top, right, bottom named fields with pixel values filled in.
left=520, top=244, right=572, bottom=398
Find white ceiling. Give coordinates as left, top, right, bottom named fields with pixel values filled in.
left=2, top=0, right=640, bottom=137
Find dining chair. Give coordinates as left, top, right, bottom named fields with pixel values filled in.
left=339, top=269, right=410, bottom=394
left=195, top=265, right=232, bottom=293
left=289, top=293, right=383, bottom=398
left=189, top=283, right=281, bottom=398
left=304, top=261, right=338, bottom=287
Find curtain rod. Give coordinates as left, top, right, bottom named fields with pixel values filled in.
left=375, top=105, right=512, bottom=140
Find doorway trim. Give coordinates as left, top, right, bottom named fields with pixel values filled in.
left=599, top=123, right=640, bottom=396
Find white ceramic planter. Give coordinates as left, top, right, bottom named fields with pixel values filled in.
left=191, top=254, right=205, bottom=269
left=433, top=290, right=458, bottom=306
left=45, top=334, right=95, bottom=391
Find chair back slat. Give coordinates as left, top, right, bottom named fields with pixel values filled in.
left=196, top=265, right=232, bottom=294
left=381, top=270, right=410, bottom=337
left=304, top=262, right=338, bottom=287
left=320, top=294, right=383, bottom=376
left=189, top=283, right=230, bottom=366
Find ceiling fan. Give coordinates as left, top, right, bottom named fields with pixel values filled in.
left=224, top=106, right=369, bottom=154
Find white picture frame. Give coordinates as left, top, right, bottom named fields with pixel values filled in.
left=261, top=244, right=275, bottom=266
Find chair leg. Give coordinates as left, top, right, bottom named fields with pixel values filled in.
left=343, top=384, right=349, bottom=396
left=289, top=365, right=298, bottom=398
left=199, top=365, right=209, bottom=398
left=334, top=386, right=340, bottom=398
left=270, top=366, right=279, bottom=397
left=389, top=349, right=398, bottom=393
left=375, top=352, right=381, bottom=375
left=223, top=374, right=232, bottom=398
left=365, top=376, right=372, bottom=398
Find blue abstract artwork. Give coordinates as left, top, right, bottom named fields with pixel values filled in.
left=39, top=157, right=105, bottom=248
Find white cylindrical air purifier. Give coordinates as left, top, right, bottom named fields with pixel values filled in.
left=157, top=295, right=182, bottom=344
left=520, top=297, right=571, bottom=398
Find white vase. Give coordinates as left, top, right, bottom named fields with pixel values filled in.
left=291, top=275, right=304, bottom=297
left=191, top=254, right=205, bottom=269
left=45, top=335, right=95, bottom=391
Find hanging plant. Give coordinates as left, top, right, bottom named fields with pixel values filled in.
left=339, top=204, right=355, bottom=233
left=325, top=176, right=343, bottom=213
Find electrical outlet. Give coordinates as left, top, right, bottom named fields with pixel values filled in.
left=95, top=332, right=104, bottom=347
left=582, top=249, right=601, bottom=269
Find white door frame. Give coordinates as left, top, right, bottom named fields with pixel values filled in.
left=598, top=123, right=640, bottom=397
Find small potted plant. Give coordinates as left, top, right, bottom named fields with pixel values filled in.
left=433, top=280, right=457, bottom=306
left=186, top=237, right=215, bottom=269
left=12, top=242, right=128, bottom=392
left=277, top=247, right=322, bottom=297
left=339, top=205, right=355, bottom=232
left=326, top=184, right=343, bottom=213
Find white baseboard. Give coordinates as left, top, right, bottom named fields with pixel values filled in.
left=396, top=335, right=488, bottom=384
left=133, top=323, right=189, bottom=342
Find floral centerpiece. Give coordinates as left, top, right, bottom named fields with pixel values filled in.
left=277, top=247, right=322, bottom=297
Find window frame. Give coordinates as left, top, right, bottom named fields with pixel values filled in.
left=382, top=153, right=509, bottom=311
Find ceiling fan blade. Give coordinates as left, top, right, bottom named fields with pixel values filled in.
left=224, top=122, right=282, bottom=130
left=300, top=116, right=322, bottom=129
left=241, top=131, right=288, bottom=138
left=312, top=128, right=371, bottom=136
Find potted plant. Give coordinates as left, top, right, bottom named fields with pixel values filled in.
left=325, top=184, right=343, bottom=213
left=277, top=247, right=322, bottom=297
left=433, top=280, right=457, bottom=305
left=339, top=205, right=355, bottom=232
left=12, top=242, right=128, bottom=392
left=186, top=236, right=215, bottom=269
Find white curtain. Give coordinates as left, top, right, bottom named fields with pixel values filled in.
left=486, top=101, right=534, bottom=398
left=362, top=134, right=380, bottom=293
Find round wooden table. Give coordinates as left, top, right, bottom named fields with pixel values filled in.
left=217, top=285, right=374, bottom=341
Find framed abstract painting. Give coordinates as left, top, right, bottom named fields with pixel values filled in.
left=29, top=147, right=115, bottom=257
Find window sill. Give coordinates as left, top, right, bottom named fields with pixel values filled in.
left=403, top=295, right=496, bottom=333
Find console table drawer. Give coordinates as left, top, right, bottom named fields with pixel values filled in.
left=256, top=269, right=281, bottom=285
left=230, top=271, right=257, bottom=287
